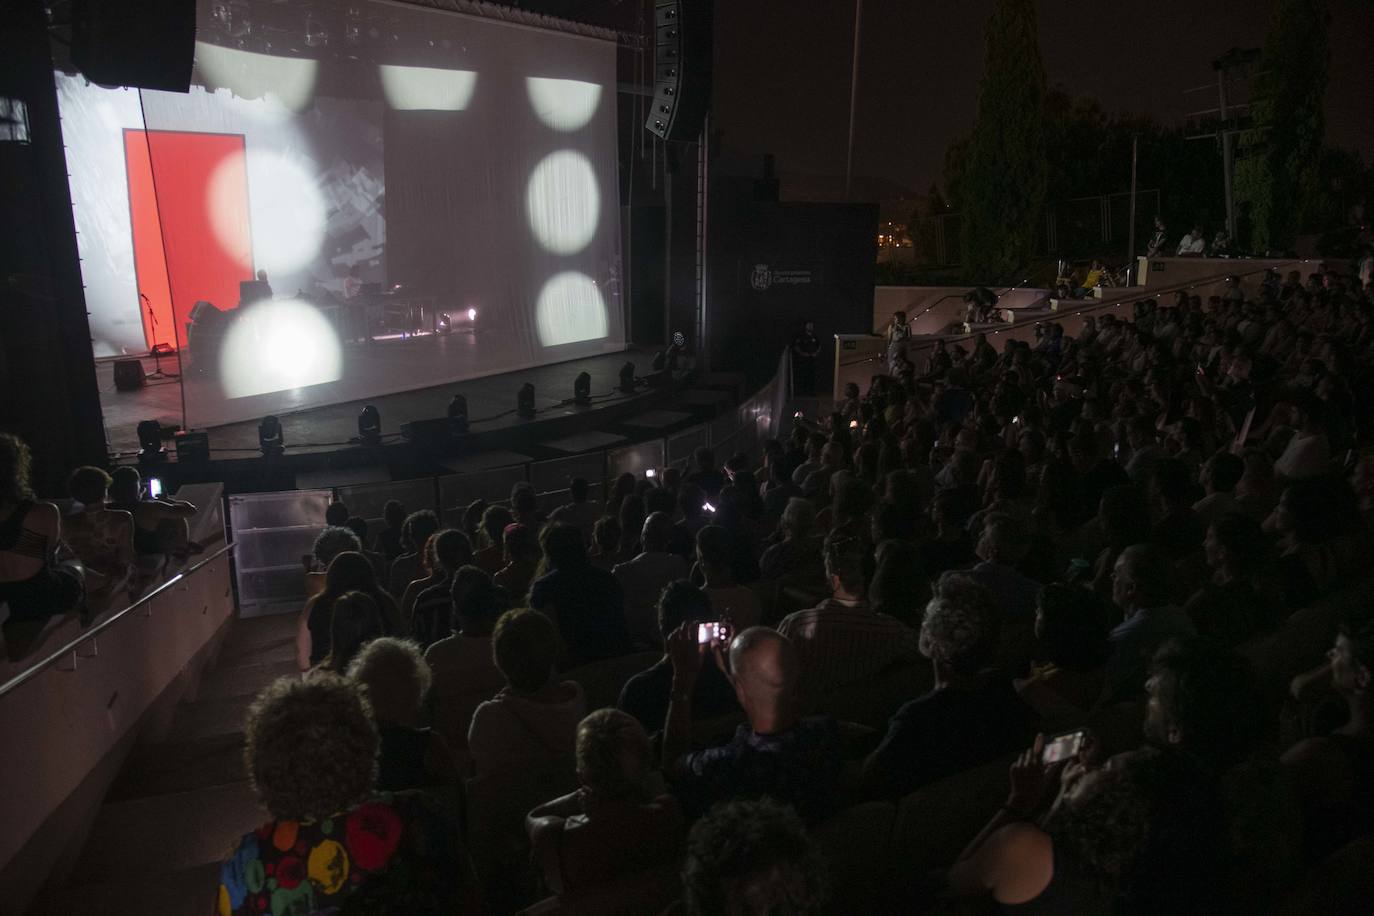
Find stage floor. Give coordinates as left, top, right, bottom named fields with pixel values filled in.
left=96, top=341, right=656, bottom=460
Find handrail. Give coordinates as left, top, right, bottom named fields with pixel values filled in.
left=887, top=279, right=1040, bottom=334
left=0, top=542, right=235, bottom=699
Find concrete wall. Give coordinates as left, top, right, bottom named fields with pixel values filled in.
left=0, top=533, right=233, bottom=911
left=873, top=286, right=1050, bottom=336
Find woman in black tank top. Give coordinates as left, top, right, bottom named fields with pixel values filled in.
left=0, top=434, right=85, bottom=626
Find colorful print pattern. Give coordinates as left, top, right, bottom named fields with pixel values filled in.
left=215, top=793, right=451, bottom=916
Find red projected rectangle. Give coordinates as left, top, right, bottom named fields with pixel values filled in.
left=124, top=130, right=253, bottom=350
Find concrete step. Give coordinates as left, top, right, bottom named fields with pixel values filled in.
left=31, top=862, right=222, bottom=916
left=167, top=692, right=256, bottom=744
left=196, top=655, right=299, bottom=703
left=64, top=780, right=261, bottom=887
left=104, top=732, right=248, bottom=803
left=214, top=611, right=299, bottom=669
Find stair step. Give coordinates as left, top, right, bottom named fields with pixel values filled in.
left=104, top=732, right=248, bottom=802
left=215, top=612, right=299, bottom=666
left=196, top=656, right=299, bottom=703
left=65, top=780, right=262, bottom=887
left=167, top=693, right=255, bottom=744
left=31, top=862, right=222, bottom=916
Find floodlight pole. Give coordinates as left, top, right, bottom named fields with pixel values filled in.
left=1127, top=134, right=1139, bottom=278
left=1218, top=69, right=1237, bottom=239
left=844, top=0, right=863, bottom=200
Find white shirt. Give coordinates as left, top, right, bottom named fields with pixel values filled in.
left=1176, top=233, right=1205, bottom=256
left=1274, top=432, right=1330, bottom=481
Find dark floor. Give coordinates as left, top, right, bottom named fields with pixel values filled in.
left=96, top=343, right=654, bottom=459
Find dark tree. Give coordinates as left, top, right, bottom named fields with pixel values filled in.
left=958, top=0, right=1047, bottom=282
left=1235, top=0, right=1329, bottom=252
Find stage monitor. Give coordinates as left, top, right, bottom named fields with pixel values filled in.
left=57, top=0, right=624, bottom=429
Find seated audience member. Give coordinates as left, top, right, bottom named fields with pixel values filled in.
left=324, top=499, right=350, bottom=528
left=662, top=625, right=842, bottom=823
left=410, top=529, right=474, bottom=650
left=1175, top=223, right=1206, bottom=256
left=1149, top=458, right=1206, bottom=561
left=472, top=505, right=514, bottom=575
left=348, top=637, right=459, bottom=790
left=1282, top=619, right=1374, bottom=863
left=388, top=509, right=440, bottom=598
left=618, top=580, right=740, bottom=734
left=919, top=488, right=976, bottom=579
left=868, top=538, right=931, bottom=628
left=946, top=737, right=1159, bottom=912
left=511, top=482, right=546, bottom=527
left=558, top=477, right=600, bottom=542
left=310, top=590, right=385, bottom=675
left=589, top=516, right=623, bottom=571
left=492, top=522, right=540, bottom=602
left=963, top=514, right=1042, bottom=619
left=1089, top=484, right=1151, bottom=600
left=1015, top=584, right=1111, bottom=722
left=613, top=511, right=690, bottom=648
left=790, top=433, right=827, bottom=488
left=680, top=798, right=829, bottom=916
left=297, top=551, right=401, bottom=671
left=1143, top=638, right=1298, bottom=910
left=107, top=466, right=198, bottom=562
left=398, top=530, right=445, bottom=624
left=526, top=709, right=684, bottom=895
left=468, top=609, right=586, bottom=778
left=305, top=525, right=362, bottom=598
left=344, top=515, right=389, bottom=584
left=0, top=433, right=84, bottom=625
left=863, top=575, right=1032, bottom=797
left=217, top=675, right=476, bottom=915
left=777, top=534, right=921, bottom=702
left=694, top=524, right=762, bottom=629
left=687, top=447, right=727, bottom=499
left=62, top=465, right=134, bottom=602
left=1273, top=394, right=1331, bottom=481
left=1103, top=544, right=1197, bottom=703
left=528, top=523, right=632, bottom=667
left=1267, top=474, right=1368, bottom=611
left=372, top=498, right=408, bottom=564
left=1123, top=415, right=1163, bottom=485
left=1184, top=513, right=1282, bottom=646
left=425, top=568, right=507, bottom=749
left=759, top=497, right=825, bottom=585
left=1192, top=452, right=1245, bottom=527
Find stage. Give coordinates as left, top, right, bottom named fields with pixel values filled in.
left=96, top=343, right=746, bottom=491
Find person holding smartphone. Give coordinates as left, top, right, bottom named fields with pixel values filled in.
left=107, top=466, right=199, bottom=564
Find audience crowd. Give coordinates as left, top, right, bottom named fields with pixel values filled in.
left=5, top=262, right=1374, bottom=913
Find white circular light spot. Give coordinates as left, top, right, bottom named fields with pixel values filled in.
left=209, top=150, right=326, bottom=275
left=219, top=299, right=342, bottom=398
left=526, top=77, right=602, bottom=131
left=535, top=272, right=608, bottom=347
left=525, top=150, right=599, bottom=255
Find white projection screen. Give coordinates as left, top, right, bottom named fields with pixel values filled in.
left=57, top=0, right=623, bottom=429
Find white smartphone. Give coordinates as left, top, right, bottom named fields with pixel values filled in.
left=697, top=621, right=731, bottom=645
left=148, top=477, right=163, bottom=499
left=1042, top=729, right=1086, bottom=764
left=646, top=468, right=657, bottom=478
left=702, top=501, right=716, bottom=513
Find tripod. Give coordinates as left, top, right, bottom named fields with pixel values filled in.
left=142, top=292, right=179, bottom=380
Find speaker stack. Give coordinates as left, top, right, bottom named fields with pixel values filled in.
left=71, top=0, right=196, bottom=93
left=645, top=0, right=714, bottom=142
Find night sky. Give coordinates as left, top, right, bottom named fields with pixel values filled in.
left=709, top=0, right=1374, bottom=196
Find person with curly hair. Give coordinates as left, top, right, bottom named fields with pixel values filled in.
left=526, top=709, right=684, bottom=896
left=61, top=465, right=134, bottom=607
left=680, top=797, right=829, bottom=916
left=216, top=675, right=477, bottom=915
left=0, top=433, right=85, bottom=627
left=348, top=637, right=459, bottom=791
left=862, top=574, right=1033, bottom=798
left=303, top=525, right=361, bottom=598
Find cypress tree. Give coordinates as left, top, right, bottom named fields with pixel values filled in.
left=959, top=0, right=1048, bottom=283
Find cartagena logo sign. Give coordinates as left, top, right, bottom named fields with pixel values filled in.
left=750, top=263, right=773, bottom=291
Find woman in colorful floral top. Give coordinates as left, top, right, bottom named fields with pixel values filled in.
left=215, top=674, right=477, bottom=915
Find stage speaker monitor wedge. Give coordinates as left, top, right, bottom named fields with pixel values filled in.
left=645, top=0, right=713, bottom=142
left=71, top=0, right=196, bottom=93
left=113, top=358, right=146, bottom=391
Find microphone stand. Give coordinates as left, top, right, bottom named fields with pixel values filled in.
left=142, top=292, right=179, bottom=380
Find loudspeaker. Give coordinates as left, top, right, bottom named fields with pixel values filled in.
left=645, top=0, right=713, bottom=142
left=71, top=0, right=196, bottom=93
left=113, top=359, right=146, bottom=391
left=174, top=430, right=210, bottom=463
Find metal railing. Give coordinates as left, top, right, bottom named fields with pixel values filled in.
left=0, top=542, right=235, bottom=699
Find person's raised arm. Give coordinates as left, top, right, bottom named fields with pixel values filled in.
left=661, top=622, right=704, bottom=773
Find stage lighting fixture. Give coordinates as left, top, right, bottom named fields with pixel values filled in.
left=358, top=405, right=382, bottom=446
left=448, top=395, right=468, bottom=434
left=619, top=362, right=637, bottom=393
left=518, top=383, right=537, bottom=419
left=259, top=416, right=284, bottom=456
left=137, top=420, right=165, bottom=462
left=573, top=372, right=592, bottom=405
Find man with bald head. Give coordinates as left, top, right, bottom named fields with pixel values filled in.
left=1104, top=543, right=1196, bottom=703
left=661, top=624, right=842, bottom=822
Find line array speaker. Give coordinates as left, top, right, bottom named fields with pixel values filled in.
left=71, top=0, right=196, bottom=93
left=645, top=0, right=713, bottom=142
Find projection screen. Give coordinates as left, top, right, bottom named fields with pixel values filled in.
left=57, top=0, right=623, bottom=429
